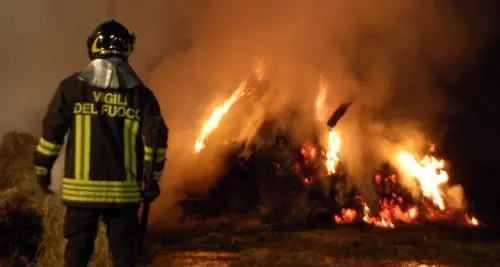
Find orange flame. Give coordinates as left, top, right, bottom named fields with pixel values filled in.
left=363, top=203, right=396, bottom=228
left=316, top=78, right=479, bottom=228
left=334, top=208, right=357, bottom=224
left=326, top=130, right=341, bottom=175
left=194, top=81, right=248, bottom=153
left=465, top=214, right=480, bottom=226
left=315, top=76, right=341, bottom=175
left=396, top=152, right=449, bottom=210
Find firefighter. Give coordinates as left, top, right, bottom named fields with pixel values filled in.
left=33, top=20, right=168, bottom=267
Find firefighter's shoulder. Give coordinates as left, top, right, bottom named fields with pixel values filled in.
left=57, top=72, right=81, bottom=92
left=136, top=85, right=160, bottom=104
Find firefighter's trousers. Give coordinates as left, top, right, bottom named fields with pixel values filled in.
left=63, top=205, right=139, bottom=267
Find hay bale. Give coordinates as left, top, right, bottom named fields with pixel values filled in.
left=35, top=197, right=112, bottom=267
left=0, top=188, right=42, bottom=266
left=0, top=132, right=38, bottom=190
left=0, top=132, right=112, bottom=267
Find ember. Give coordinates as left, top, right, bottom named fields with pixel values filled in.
left=184, top=65, right=481, bottom=229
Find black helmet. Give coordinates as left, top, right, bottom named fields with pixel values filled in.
left=86, top=20, right=136, bottom=60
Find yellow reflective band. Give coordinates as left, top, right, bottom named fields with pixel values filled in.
left=144, top=154, right=165, bottom=162
left=74, top=115, right=91, bottom=180
left=83, top=115, right=91, bottom=181
left=62, top=177, right=141, bottom=203
left=62, top=193, right=140, bottom=204
left=131, top=121, right=139, bottom=179
left=144, top=147, right=166, bottom=161
left=62, top=189, right=140, bottom=197
left=124, top=119, right=140, bottom=182
left=124, top=120, right=130, bottom=181
left=63, top=184, right=139, bottom=192
left=153, top=171, right=162, bottom=181
left=35, top=166, right=48, bottom=176
left=144, top=147, right=166, bottom=154
left=39, top=137, right=62, bottom=150
left=62, top=196, right=140, bottom=203
left=36, top=145, right=59, bottom=156
left=63, top=178, right=139, bottom=186
left=62, top=178, right=140, bottom=203
left=74, top=115, right=82, bottom=179
left=36, top=137, right=62, bottom=156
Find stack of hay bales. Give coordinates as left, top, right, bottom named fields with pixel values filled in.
left=0, top=132, right=110, bottom=267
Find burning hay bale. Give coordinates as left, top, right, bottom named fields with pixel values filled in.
left=180, top=70, right=481, bottom=230
left=180, top=108, right=327, bottom=225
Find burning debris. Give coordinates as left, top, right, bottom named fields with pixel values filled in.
left=184, top=63, right=480, bottom=229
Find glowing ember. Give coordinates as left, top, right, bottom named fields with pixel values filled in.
left=194, top=81, right=248, bottom=153
left=363, top=203, right=396, bottom=229
left=334, top=208, right=357, bottom=224
left=465, top=214, right=480, bottom=226
left=301, top=143, right=317, bottom=165
left=396, top=152, right=449, bottom=210
left=391, top=205, right=419, bottom=223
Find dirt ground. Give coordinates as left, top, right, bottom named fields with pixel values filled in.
left=145, top=216, right=500, bottom=267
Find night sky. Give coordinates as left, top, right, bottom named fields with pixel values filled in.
left=440, top=0, right=500, bottom=216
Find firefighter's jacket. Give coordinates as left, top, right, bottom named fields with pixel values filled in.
left=33, top=57, right=168, bottom=208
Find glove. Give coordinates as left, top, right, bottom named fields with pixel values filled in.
left=36, top=168, right=54, bottom=195
left=141, top=181, right=160, bottom=203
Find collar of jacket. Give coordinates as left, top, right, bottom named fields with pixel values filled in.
left=78, top=57, right=142, bottom=89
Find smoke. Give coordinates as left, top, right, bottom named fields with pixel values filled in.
left=149, top=0, right=494, bottom=220
left=0, top=0, right=493, bottom=222
left=0, top=0, right=195, bottom=190
left=0, top=0, right=192, bottom=142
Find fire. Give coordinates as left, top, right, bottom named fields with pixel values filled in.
left=194, top=60, right=268, bottom=153
left=330, top=150, right=483, bottom=229
left=465, top=214, right=479, bottom=226
left=313, top=77, right=480, bottom=228
left=190, top=69, right=481, bottom=229
left=315, top=76, right=341, bottom=175
left=396, top=152, right=449, bottom=210
left=194, top=81, right=248, bottom=152
left=326, top=130, right=341, bottom=175
left=363, top=203, right=396, bottom=229
left=353, top=150, right=457, bottom=228
left=301, top=143, right=317, bottom=165
left=334, top=208, right=357, bottom=224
